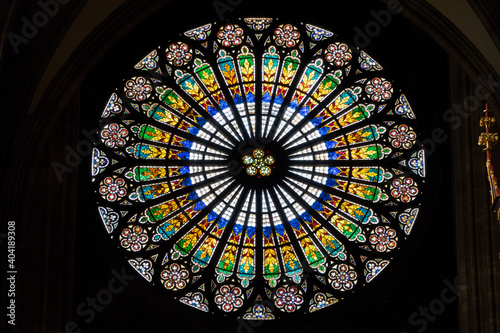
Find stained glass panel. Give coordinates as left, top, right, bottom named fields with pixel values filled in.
left=92, top=18, right=426, bottom=318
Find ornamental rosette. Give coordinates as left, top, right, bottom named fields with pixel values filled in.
left=328, top=264, right=357, bottom=291
left=214, top=285, right=244, bottom=312
left=161, top=263, right=189, bottom=290
left=99, top=176, right=127, bottom=202
left=325, top=43, right=352, bottom=66
left=120, top=225, right=148, bottom=252
left=274, top=285, right=304, bottom=312
left=242, top=149, right=275, bottom=176
left=369, top=226, right=398, bottom=252
left=365, top=77, right=393, bottom=102
left=390, top=177, right=418, bottom=203
left=124, top=76, right=152, bottom=101
left=274, top=24, right=300, bottom=47
left=166, top=42, right=193, bottom=66
left=101, top=123, right=128, bottom=148
left=217, top=24, right=244, bottom=47
left=389, top=124, right=416, bottom=149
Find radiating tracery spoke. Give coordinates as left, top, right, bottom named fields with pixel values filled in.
left=92, top=18, right=425, bottom=319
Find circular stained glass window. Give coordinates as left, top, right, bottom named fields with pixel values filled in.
left=91, top=18, right=425, bottom=318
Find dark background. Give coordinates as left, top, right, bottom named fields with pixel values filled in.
left=75, top=0, right=456, bottom=332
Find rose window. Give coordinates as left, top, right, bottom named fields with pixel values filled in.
left=91, top=18, right=426, bottom=319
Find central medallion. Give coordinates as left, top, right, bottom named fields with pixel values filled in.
left=231, top=140, right=288, bottom=189
left=242, top=149, right=275, bottom=176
